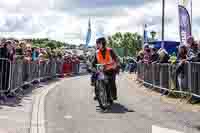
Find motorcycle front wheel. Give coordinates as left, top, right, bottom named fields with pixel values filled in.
left=96, top=80, right=109, bottom=110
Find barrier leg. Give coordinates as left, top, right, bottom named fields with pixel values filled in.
left=0, top=92, right=7, bottom=104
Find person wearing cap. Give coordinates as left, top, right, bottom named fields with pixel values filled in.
left=91, top=37, right=120, bottom=101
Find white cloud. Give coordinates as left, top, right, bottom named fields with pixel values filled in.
left=0, top=0, right=199, bottom=44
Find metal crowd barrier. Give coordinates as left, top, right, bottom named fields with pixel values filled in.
left=152, top=63, right=160, bottom=87
left=190, top=63, right=200, bottom=97
left=9, top=59, right=60, bottom=94
left=0, top=58, right=11, bottom=94
left=136, top=63, right=144, bottom=82
left=0, top=59, right=63, bottom=96
left=72, top=63, right=79, bottom=75
left=0, top=58, right=89, bottom=98
left=56, top=59, right=63, bottom=77
left=137, top=62, right=200, bottom=98
left=10, top=60, right=25, bottom=93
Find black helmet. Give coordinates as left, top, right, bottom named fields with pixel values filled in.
left=96, top=37, right=107, bottom=47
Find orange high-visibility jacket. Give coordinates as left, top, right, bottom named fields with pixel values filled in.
left=96, top=48, right=117, bottom=70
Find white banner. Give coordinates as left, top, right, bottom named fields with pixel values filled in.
left=179, top=0, right=192, bottom=21
left=178, top=5, right=191, bottom=45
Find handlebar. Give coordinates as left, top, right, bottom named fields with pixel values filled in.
left=96, top=63, right=116, bottom=66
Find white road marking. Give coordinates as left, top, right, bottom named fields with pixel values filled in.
left=30, top=77, right=82, bottom=133
left=152, top=125, right=183, bottom=133
left=0, top=116, right=9, bottom=119
left=64, top=115, right=73, bottom=119
left=0, top=129, right=9, bottom=133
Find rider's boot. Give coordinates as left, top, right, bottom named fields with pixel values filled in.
left=94, top=96, right=97, bottom=101
left=109, top=99, right=113, bottom=105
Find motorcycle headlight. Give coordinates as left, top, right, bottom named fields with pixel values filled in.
left=99, top=65, right=104, bottom=71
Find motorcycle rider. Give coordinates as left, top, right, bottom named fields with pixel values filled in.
left=92, top=37, right=120, bottom=101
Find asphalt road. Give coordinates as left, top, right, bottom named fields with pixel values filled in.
left=44, top=74, right=200, bottom=133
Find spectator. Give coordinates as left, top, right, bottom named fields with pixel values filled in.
left=39, top=48, right=49, bottom=61
left=169, top=52, right=177, bottom=64
left=137, top=50, right=144, bottom=62
left=1, top=40, right=15, bottom=61
left=143, top=44, right=152, bottom=64
left=46, top=47, right=52, bottom=60
left=0, top=41, right=12, bottom=91
left=24, top=49, right=32, bottom=62
left=25, top=43, right=32, bottom=52
left=186, top=36, right=194, bottom=47
left=16, top=42, right=24, bottom=60
left=1, top=41, right=9, bottom=59
left=158, top=48, right=169, bottom=63
left=151, top=48, right=159, bottom=63
left=198, top=40, right=200, bottom=50
left=128, top=59, right=137, bottom=73
left=10, top=47, right=16, bottom=62
left=32, top=47, right=40, bottom=61
left=51, top=49, right=56, bottom=58
left=176, top=45, right=188, bottom=91
left=187, top=37, right=200, bottom=62
left=178, top=45, right=187, bottom=61
left=57, top=49, right=63, bottom=59
left=120, top=57, right=126, bottom=72
left=35, top=47, right=40, bottom=59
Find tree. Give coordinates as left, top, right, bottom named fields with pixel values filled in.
left=46, top=42, right=56, bottom=49
left=112, top=32, right=123, bottom=48
left=107, top=36, right=114, bottom=48
left=107, top=32, right=142, bottom=56
left=31, top=38, right=65, bottom=49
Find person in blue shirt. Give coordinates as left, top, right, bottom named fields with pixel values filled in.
left=32, top=48, right=39, bottom=61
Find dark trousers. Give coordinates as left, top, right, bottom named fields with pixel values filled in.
left=105, top=70, right=117, bottom=99
left=94, top=71, right=117, bottom=99
left=0, top=60, right=10, bottom=91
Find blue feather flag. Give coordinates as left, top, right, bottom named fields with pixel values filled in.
left=143, top=24, right=148, bottom=43
left=85, top=19, right=91, bottom=47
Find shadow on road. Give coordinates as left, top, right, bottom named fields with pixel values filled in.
left=0, top=84, right=36, bottom=107
left=0, top=78, right=62, bottom=108
left=97, top=103, right=135, bottom=114
left=193, top=125, right=200, bottom=131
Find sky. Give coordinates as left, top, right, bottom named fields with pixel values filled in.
left=0, top=0, right=199, bottom=45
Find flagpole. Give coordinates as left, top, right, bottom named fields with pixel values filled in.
left=143, top=24, right=146, bottom=47
left=161, top=0, right=165, bottom=48
left=191, top=0, right=192, bottom=35
left=85, top=18, right=91, bottom=51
